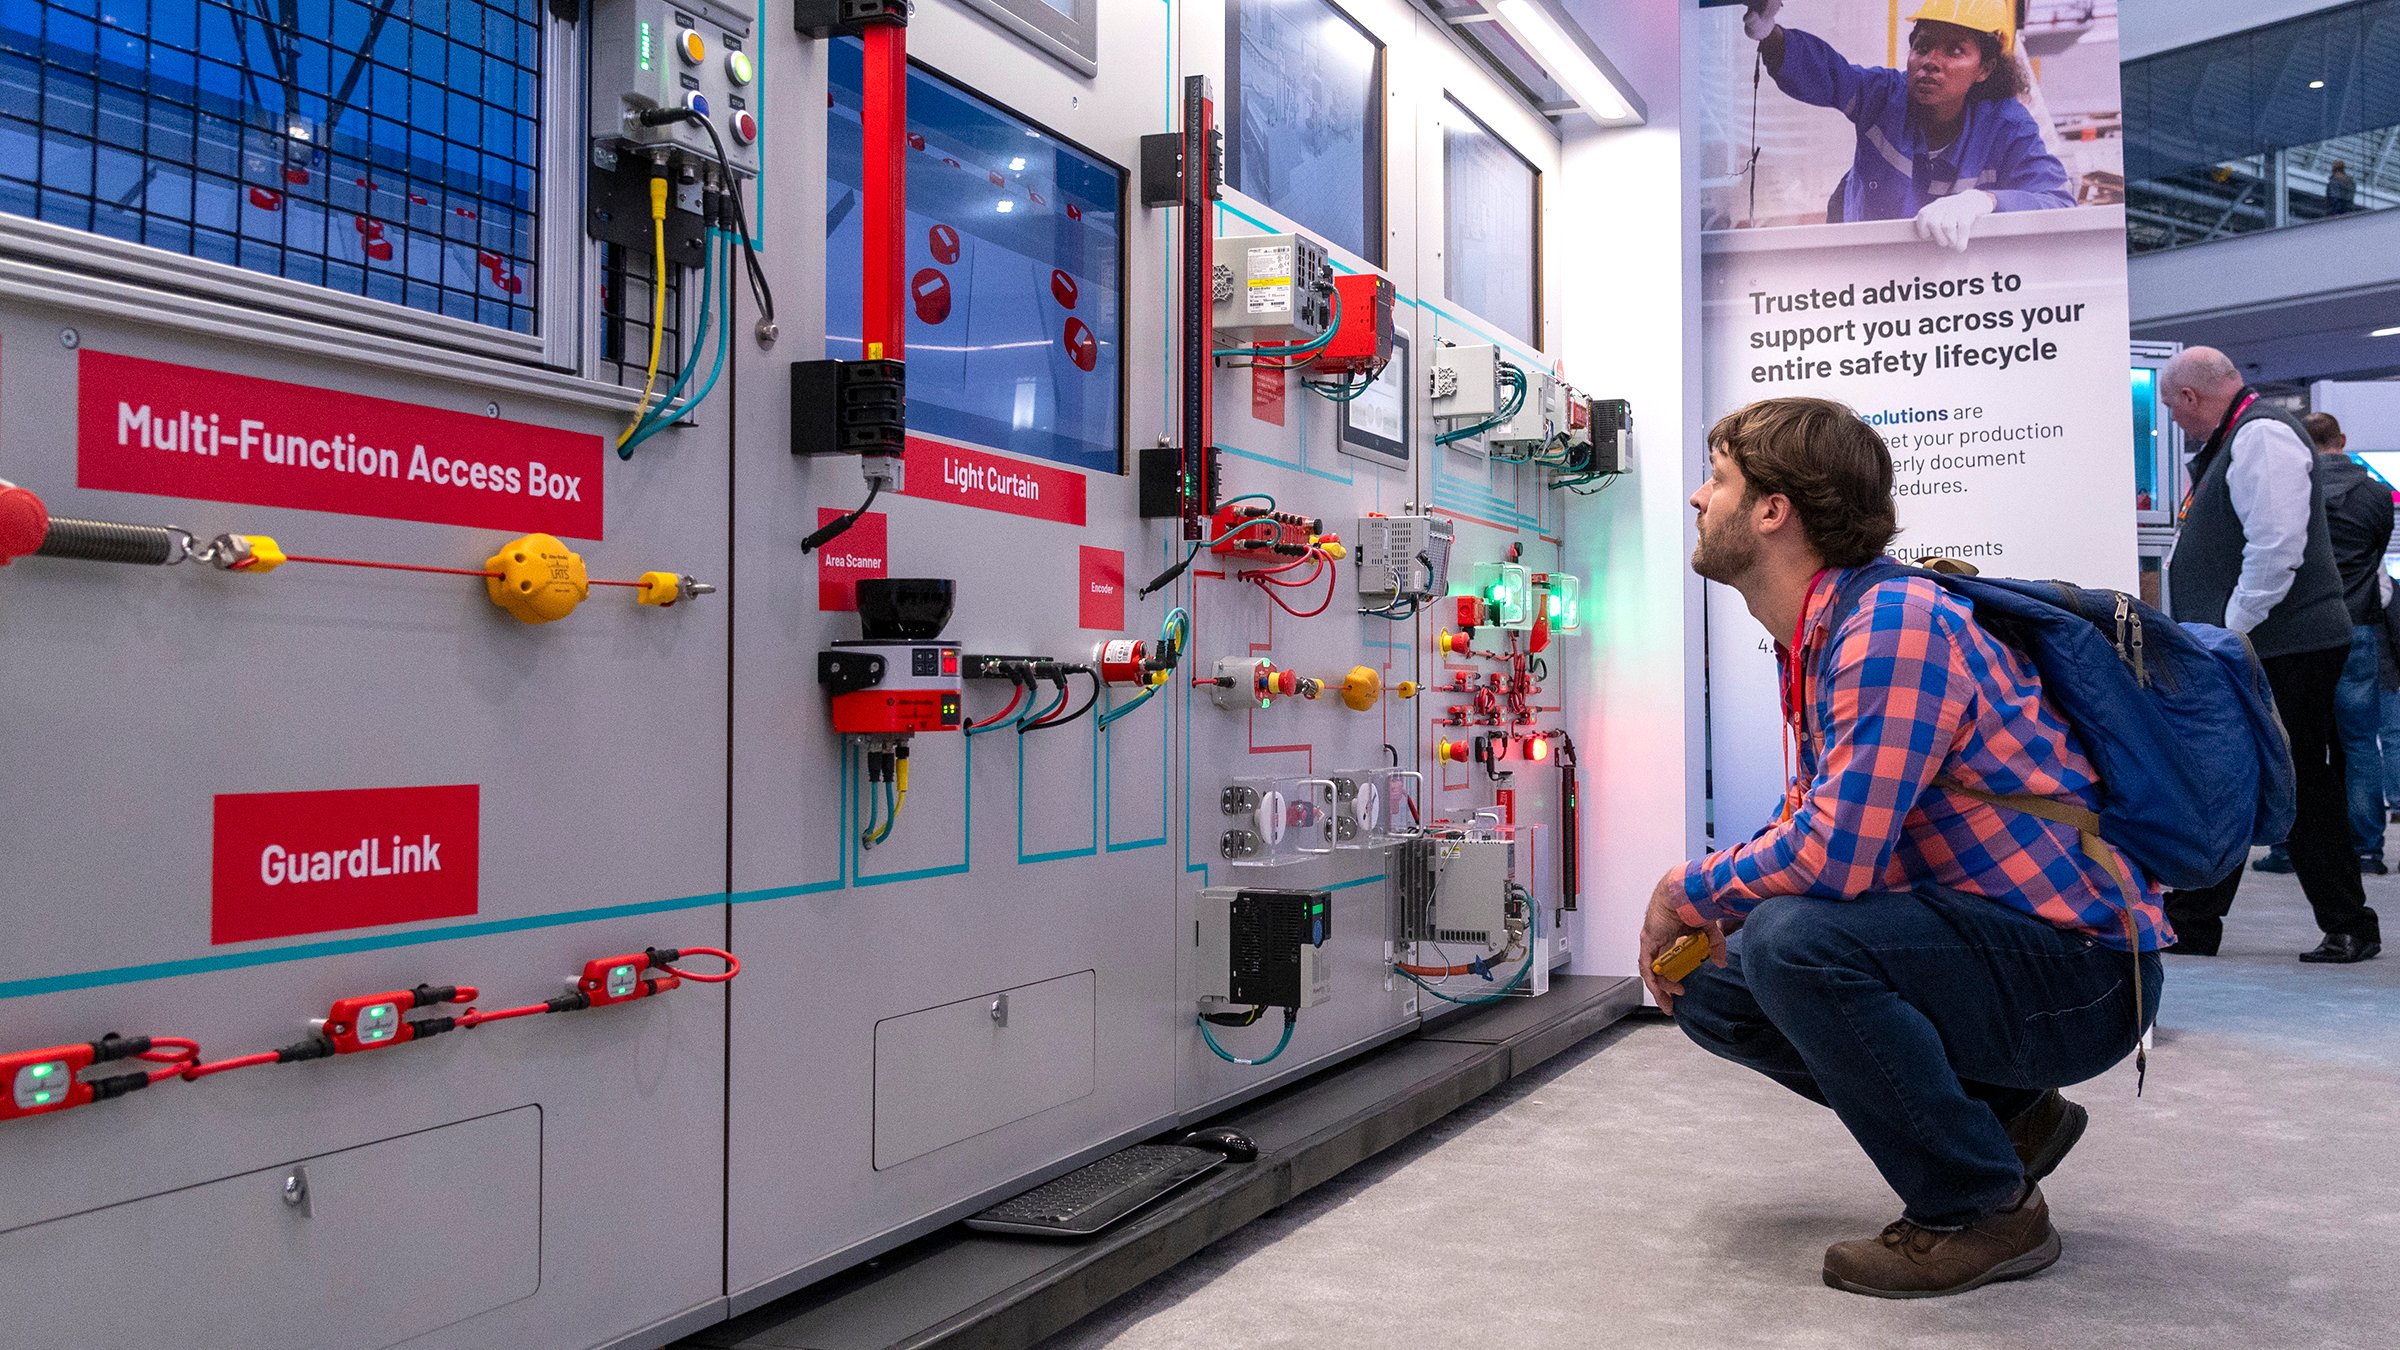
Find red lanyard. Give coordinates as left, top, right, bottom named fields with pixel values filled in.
left=2178, top=392, right=2256, bottom=522
left=1779, top=569, right=1831, bottom=820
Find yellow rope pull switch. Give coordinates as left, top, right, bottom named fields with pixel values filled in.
left=486, top=534, right=589, bottom=624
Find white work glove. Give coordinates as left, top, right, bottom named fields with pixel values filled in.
left=1743, top=0, right=1783, bottom=41
left=1914, top=189, right=1995, bottom=252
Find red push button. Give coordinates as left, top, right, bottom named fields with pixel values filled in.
left=1273, top=670, right=1299, bottom=696
left=731, top=109, right=758, bottom=146
left=0, top=482, right=48, bottom=566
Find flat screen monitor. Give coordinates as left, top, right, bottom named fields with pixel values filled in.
left=827, top=40, right=1125, bottom=474
left=1224, top=0, right=1384, bottom=264
left=2131, top=366, right=2163, bottom=516
left=958, top=0, right=1099, bottom=76
left=1442, top=97, right=1539, bottom=344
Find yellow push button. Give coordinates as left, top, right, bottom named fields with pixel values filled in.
left=677, top=28, right=706, bottom=65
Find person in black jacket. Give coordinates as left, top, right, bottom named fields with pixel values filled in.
left=2161, top=348, right=2380, bottom=963
left=2307, top=411, right=2396, bottom=872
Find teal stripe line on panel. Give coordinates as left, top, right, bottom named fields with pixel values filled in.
left=0, top=891, right=732, bottom=1002
left=1325, top=874, right=1388, bottom=893
left=1219, top=441, right=1353, bottom=487
left=850, top=735, right=974, bottom=887
left=1102, top=675, right=1169, bottom=851
left=1018, top=710, right=1101, bottom=864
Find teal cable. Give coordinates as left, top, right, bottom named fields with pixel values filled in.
left=1198, top=1010, right=1295, bottom=1066
left=1096, top=683, right=1157, bottom=730
left=618, top=230, right=717, bottom=458
left=1211, top=284, right=1345, bottom=361
left=621, top=228, right=733, bottom=455
left=1395, top=945, right=1535, bottom=1006
left=1436, top=366, right=1528, bottom=447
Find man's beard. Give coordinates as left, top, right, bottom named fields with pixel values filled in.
left=1690, top=515, right=1759, bottom=585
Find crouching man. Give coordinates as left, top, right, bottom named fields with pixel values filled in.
left=1643, top=398, right=2164, bottom=1298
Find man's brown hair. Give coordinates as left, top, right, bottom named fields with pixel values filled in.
left=1708, top=397, right=1899, bottom=567
left=2303, top=411, right=2344, bottom=449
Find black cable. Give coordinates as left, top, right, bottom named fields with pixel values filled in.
left=637, top=108, right=775, bottom=328
left=803, top=481, right=880, bottom=554
left=1139, top=542, right=1203, bottom=600
left=1024, top=666, right=1100, bottom=734
left=1202, top=1005, right=1266, bottom=1028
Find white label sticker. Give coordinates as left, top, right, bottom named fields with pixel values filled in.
left=1246, top=244, right=1292, bottom=315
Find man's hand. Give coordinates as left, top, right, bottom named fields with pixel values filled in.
left=1742, top=0, right=1783, bottom=42
left=1638, top=867, right=1729, bottom=1015
left=1914, top=190, right=1996, bottom=253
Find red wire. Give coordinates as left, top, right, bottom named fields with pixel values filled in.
left=282, top=554, right=653, bottom=589
left=137, top=1037, right=201, bottom=1082
left=281, top=554, right=499, bottom=579
left=964, top=682, right=1027, bottom=731
left=658, top=947, right=740, bottom=983
left=459, top=1003, right=550, bottom=1029
left=180, top=1051, right=281, bottom=1081
left=1249, top=549, right=1322, bottom=579
left=1253, top=561, right=1337, bottom=618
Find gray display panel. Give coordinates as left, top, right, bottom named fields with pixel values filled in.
left=1224, top=0, right=1385, bottom=264
left=960, top=0, right=1100, bottom=77
left=1443, top=97, right=1539, bottom=345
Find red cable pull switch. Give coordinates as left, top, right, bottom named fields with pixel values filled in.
left=2, top=1033, right=195, bottom=1123
left=458, top=945, right=741, bottom=1028
left=180, top=983, right=477, bottom=1081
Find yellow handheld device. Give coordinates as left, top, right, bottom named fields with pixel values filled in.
left=1651, top=932, right=1711, bottom=983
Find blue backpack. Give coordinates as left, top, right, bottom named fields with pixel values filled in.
left=1824, top=561, right=2296, bottom=891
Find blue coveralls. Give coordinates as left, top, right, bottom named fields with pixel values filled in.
left=1771, top=27, right=2074, bottom=223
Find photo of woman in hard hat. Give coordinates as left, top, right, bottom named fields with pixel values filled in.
left=1737, top=0, right=2074, bottom=249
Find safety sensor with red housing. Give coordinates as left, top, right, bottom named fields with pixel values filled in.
left=2, top=1033, right=192, bottom=1123
left=817, top=578, right=964, bottom=738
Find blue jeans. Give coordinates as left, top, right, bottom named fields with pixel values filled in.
left=2335, top=624, right=2386, bottom=858
left=1674, top=888, right=2162, bottom=1229
left=2382, top=683, right=2400, bottom=815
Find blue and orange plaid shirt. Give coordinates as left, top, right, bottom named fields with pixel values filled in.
left=1678, top=569, right=2172, bottom=952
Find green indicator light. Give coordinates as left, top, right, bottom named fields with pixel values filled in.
left=607, top=963, right=639, bottom=998
left=639, top=20, right=653, bottom=71
left=31, top=1090, right=53, bottom=1104
left=29, top=1064, right=53, bottom=1078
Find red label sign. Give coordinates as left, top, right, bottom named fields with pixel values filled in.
left=897, top=437, right=1086, bottom=525
left=78, top=351, right=606, bottom=539
left=1252, top=363, right=1286, bottom=427
left=1079, top=546, right=1124, bottom=631
left=816, top=508, right=888, bottom=612
left=212, top=785, right=480, bottom=944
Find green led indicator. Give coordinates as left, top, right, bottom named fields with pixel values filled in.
left=31, top=1091, right=54, bottom=1104
left=607, top=963, right=640, bottom=998
left=29, top=1064, right=53, bottom=1078
left=639, top=20, right=653, bottom=71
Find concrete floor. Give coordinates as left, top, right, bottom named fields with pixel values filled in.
left=1043, top=862, right=2400, bottom=1350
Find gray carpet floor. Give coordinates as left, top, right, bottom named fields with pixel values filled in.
left=1043, top=862, right=2400, bottom=1349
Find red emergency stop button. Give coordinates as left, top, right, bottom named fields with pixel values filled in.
left=1273, top=670, right=1299, bottom=696
left=1438, top=738, right=1470, bottom=764
left=0, top=481, right=47, bottom=565
left=731, top=109, right=758, bottom=146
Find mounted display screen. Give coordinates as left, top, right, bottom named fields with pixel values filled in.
left=1443, top=98, right=1538, bottom=346
left=827, top=40, right=1125, bottom=474
left=1224, top=0, right=1384, bottom=265
left=958, top=0, right=1099, bottom=76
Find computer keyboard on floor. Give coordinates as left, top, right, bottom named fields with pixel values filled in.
left=964, top=1144, right=1225, bottom=1238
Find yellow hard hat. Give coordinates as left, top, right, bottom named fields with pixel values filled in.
left=1905, top=0, right=2014, bottom=54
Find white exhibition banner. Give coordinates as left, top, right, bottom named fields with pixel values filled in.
left=1693, top=3, right=2137, bottom=846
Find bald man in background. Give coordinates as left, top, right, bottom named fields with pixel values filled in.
left=2161, top=348, right=2382, bottom=963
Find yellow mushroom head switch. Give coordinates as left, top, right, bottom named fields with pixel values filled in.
left=486, top=534, right=589, bottom=624
left=1337, top=666, right=1382, bottom=712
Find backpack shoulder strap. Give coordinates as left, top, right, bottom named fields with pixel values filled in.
left=1943, top=780, right=2150, bottom=1091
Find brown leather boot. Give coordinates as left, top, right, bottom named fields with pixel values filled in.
left=1822, top=1186, right=2062, bottom=1298
left=2006, top=1090, right=2088, bottom=1183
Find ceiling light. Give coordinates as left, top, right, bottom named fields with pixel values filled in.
left=1491, top=0, right=1633, bottom=122
left=2373, top=325, right=2400, bottom=338
left=1009, top=156, right=1026, bottom=171
left=996, top=200, right=1014, bottom=213
left=2310, top=79, right=2327, bottom=89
